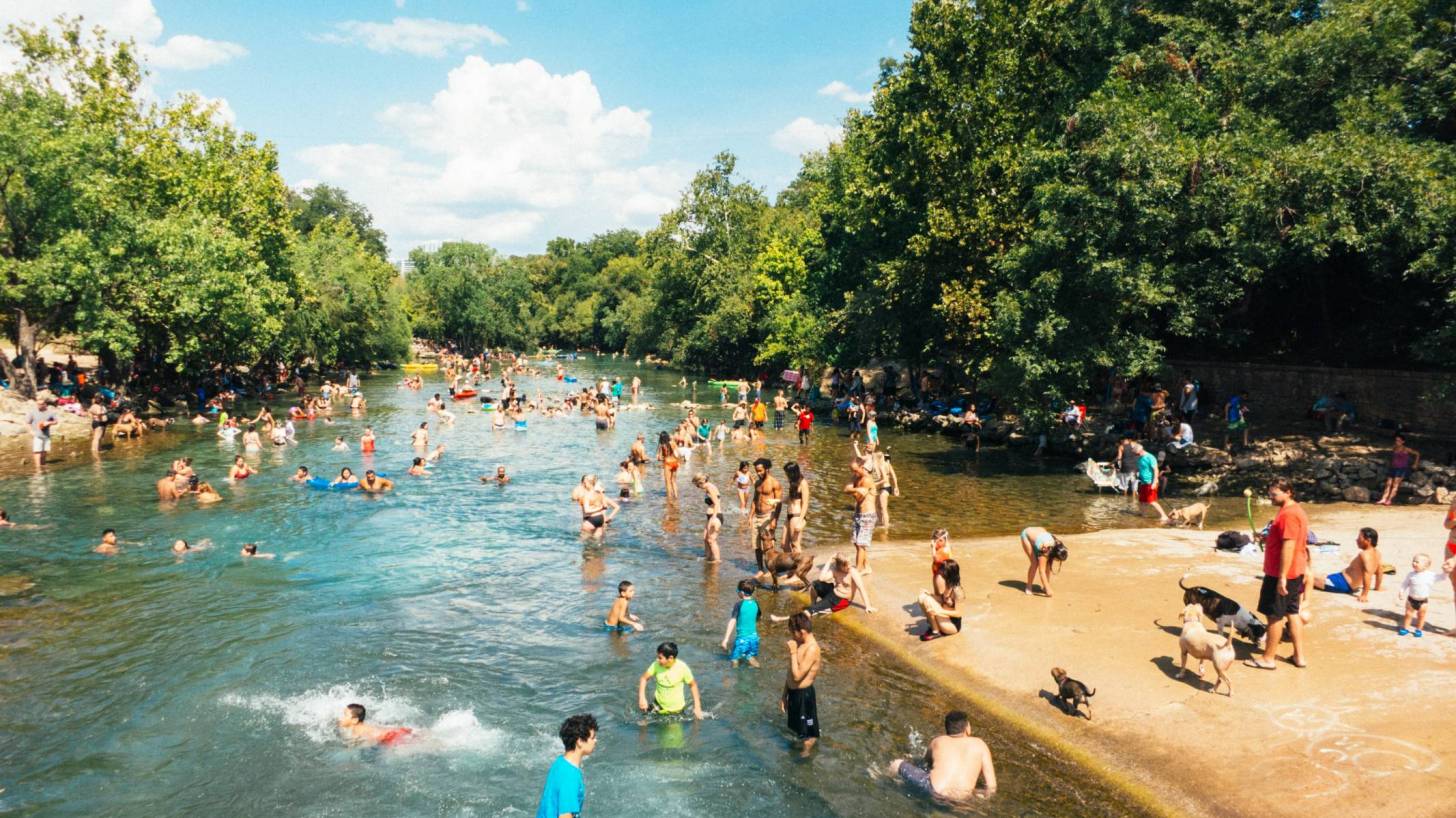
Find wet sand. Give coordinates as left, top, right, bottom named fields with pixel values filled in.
left=825, top=502, right=1455, bottom=818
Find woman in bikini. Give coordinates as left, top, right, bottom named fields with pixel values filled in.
left=734, top=461, right=752, bottom=513
left=229, top=455, right=256, bottom=480
left=657, top=432, right=680, bottom=500
left=692, top=474, right=723, bottom=562
left=573, top=474, right=618, bottom=541
left=1020, top=526, right=1068, bottom=597
left=781, top=461, right=810, bottom=554
left=917, top=559, right=966, bottom=640
left=88, top=394, right=108, bottom=451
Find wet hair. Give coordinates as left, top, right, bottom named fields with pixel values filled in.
left=1360, top=527, right=1378, bottom=546
left=658, top=431, right=671, bottom=445
left=243, top=543, right=258, bottom=555
left=753, top=457, right=772, bottom=471
left=412, top=457, right=424, bottom=466
left=173, top=539, right=189, bottom=551
left=737, top=579, right=756, bottom=596
left=1269, top=477, right=1294, bottom=494
left=559, top=713, right=598, bottom=751
left=656, top=641, right=678, bottom=659
left=0, top=509, right=8, bottom=521
left=617, top=580, right=633, bottom=595
left=341, top=468, right=354, bottom=479
left=789, top=611, right=812, bottom=634
left=783, top=462, right=802, bottom=484
left=939, top=559, right=962, bottom=589
left=419, top=422, right=428, bottom=429
left=346, top=703, right=367, bottom=722
left=102, top=528, right=116, bottom=537
left=297, top=466, right=309, bottom=475
left=945, top=710, right=969, bottom=735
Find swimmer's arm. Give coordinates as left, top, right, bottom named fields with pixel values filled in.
left=636, top=672, right=651, bottom=711
left=979, top=744, right=997, bottom=796
left=689, top=679, right=703, bottom=719
left=721, top=616, right=737, bottom=649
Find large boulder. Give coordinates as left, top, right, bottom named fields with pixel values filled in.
left=1342, top=486, right=1372, bottom=504
left=1165, top=444, right=1233, bottom=470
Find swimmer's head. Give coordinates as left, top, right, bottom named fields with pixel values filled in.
left=234, top=456, right=245, bottom=465
left=412, top=457, right=424, bottom=466
left=737, top=579, right=755, bottom=597
left=334, top=436, right=344, bottom=443
left=617, top=580, right=634, bottom=598
left=496, top=466, right=506, bottom=475
left=944, top=710, right=969, bottom=736
left=102, top=528, right=117, bottom=544
left=342, top=703, right=366, bottom=726
left=655, top=641, right=678, bottom=664
left=296, top=467, right=309, bottom=477
left=242, top=543, right=258, bottom=556
left=340, top=468, right=354, bottom=480
left=1413, top=554, right=1432, bottom=571
left=172, top=539, right=189, bottom=553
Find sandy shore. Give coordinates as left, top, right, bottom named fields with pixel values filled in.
left=821, top=502, right=1455, bottom=818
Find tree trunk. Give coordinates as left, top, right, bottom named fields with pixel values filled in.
left=1, top=308, right=38, bottom=398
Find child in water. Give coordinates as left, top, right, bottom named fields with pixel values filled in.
left=332, top=436, right=348, bottom=451
left=338, top=703, right=414, bottom=747
left=1397, top=554, right=1455, bottom=637
left=720, top=579, right=761, bottom=668
left=605, top=580, right=644, bottom=633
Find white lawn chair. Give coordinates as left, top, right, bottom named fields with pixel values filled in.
left=1082, top=458, right=1119, bottom=492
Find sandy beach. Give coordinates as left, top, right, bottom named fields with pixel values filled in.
left=829, top=501, right=1455, bottom=818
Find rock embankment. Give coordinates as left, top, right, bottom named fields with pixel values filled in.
left=0, top=389, right=94, bottom=439
left=884, top=408, right=1453, bottom=504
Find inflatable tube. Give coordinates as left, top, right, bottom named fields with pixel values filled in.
left=563, top=376, right=577, bottom=383
left=402, top=363, right=439, bottom=372
left=307, top=477, right=356, bottom=490
left=451, top=390, right=477, bottom=401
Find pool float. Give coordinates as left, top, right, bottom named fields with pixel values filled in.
left=402, top=362, right=439, bottom=372
left=307, top=472, right=387, bottom=490
left=564, top=376, right=577, bottom=383
left=451, top=390, right=477, bottom=401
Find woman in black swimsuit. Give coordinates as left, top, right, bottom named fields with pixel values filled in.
left=781, top=462, right=810, bottom=554
left=573, top=474, right=619, bottom=541
left=88, top=394, right=108, bottom=452
left=916, top=559, right=965, bottom=640
left=692, top=474, right=723, bottom=563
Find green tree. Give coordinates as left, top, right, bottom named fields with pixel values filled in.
left=285, top=218, right=410, bottom=367
left=289, top=184, right=390, bottom=260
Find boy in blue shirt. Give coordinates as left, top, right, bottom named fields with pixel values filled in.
left=535, top=713, right=597, bottom=818
left=721, top=579, right=761, bottom=668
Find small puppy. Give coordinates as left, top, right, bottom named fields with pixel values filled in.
left=1179, top=575, right=1268, bottom=648
left=1177, top=603, right=1235, bottom=696
left=1050, top=667, right=1095, bottom=720
left=1164, top=502, right=1210, bottom=529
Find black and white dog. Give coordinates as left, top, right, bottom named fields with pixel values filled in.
left=1179, top=575, right=1268, bottom=649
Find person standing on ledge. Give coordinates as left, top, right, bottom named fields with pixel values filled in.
left=1248, top=478, right=1309, bottom=670
left=781, top=611, right=822, bottom=753
left=534, top=713, right=597, bottom=818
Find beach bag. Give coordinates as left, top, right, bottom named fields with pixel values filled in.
left=1216, top=530, right=1251, bottom=552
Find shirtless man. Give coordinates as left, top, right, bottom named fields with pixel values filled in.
left=480, top=465, right=510, bottom=485
left=751, top=458, right=783, bottom=571
left=781, top=612, right=822, bottom=753
left=845, top=461, right=877, bottom=573
left=410, top=422, right=429, bottom=448
left=888, top=710, right=997, bottom=801
left=94, top=528, right=119, bottom=555
left=773, top=553, right=876, bottom=618
left=631, top=375, right=641, bottom=404
left=773, top=390, right=789, bottom=431
left=357, top=470, right=394, bottom=493
left=629, top=433, right=650, bottom=485
left=338, top=703, right=414, bottom=747
left=157, top=472, right=181, bottom=501
left=1312, top=527, right=1382, bottom=602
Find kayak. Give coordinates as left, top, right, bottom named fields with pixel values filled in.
left=452, top=390, right=477, bottom=400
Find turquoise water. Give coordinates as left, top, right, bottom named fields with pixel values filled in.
left=0, top=361, right=1158, bottom=817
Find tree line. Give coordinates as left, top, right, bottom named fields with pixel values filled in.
left=7, top=1, right=1454, bottom=417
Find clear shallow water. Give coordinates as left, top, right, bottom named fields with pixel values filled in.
left=0, top=361, right=1161, bottom=817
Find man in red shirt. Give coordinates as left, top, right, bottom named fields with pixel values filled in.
left=794, top=404, right=814, bottom=445
left=1249, top=478, right=1309, bottom=670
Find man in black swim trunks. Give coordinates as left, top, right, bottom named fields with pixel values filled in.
left=781, top=612, right=821, bottom=754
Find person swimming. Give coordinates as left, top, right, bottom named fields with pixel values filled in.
left=338, top=703, right=414, bottom=747
left=240, top=543, right=275, bottom=559
left=331, top=467, right=356, bottom=487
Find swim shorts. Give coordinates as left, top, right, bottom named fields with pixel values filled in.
left=1257, top=574, right=1304, bottom=618
left=808, top=581, right=850, bottom=614
left=1137, top=484, right=1159, bottom=504
left=603, top=622, right=634, bottom=633
left=784, top=685, right=820, bottom=739
left=379, top=727, right=414, bottom=747
left=896, top=761, right=939, bottom=796
left=852, top=512, right=877, bottom=546
left=1387, top=467, right=1411, bottom=479
left=730, top=635, right=759, bottom=661
left=1321, top=572, right=1353, bottom=594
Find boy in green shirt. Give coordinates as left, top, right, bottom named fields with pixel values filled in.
left=637, top=642, right=704, bottom=718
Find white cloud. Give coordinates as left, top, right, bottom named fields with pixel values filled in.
left=817, top=80, right=871, bottom=104
left=296, top=56, right=689, bottom=254
left=0, top=1, right=245, bottom=72
left=516, top=0, right=531, bottom=11
left=319, top=17, right=506, bottom=58
left=148, top=34, right=247, bottom=70
left=176, top=90, right=236, bottom=125
left=771, top=117, right=841, bottom=155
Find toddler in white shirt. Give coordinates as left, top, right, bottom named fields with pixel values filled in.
left=1397, top=554, right=1454, bottom=637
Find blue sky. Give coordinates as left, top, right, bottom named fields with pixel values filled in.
left=3, top=1, right=913, bottom=257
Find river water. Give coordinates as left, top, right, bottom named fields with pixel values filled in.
left=0, top=360, right=1166, bottom=817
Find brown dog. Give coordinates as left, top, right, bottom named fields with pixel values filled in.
left=1164, top=502, right=1210, bottom=529
left=1051, top=667, right=1095, bottom=719
left=756, top=542, right=814, bottom=590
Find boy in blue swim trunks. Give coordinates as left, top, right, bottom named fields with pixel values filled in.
left=1312, top=527, right=1382, bottom=603
left=604, top=580, right=643, bottom=632
left=721, top=579, right=761, bottom=667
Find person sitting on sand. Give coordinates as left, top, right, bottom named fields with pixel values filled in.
left=917, top=559, right=965, bottom=640
left=1019, top=526, right=1068, bottom=597
left=772, top=554, right=876, bottom=620
left=1312, top=527, right=1382, bottom=602
left=888, top=710, right=996, bottom=801
left=358, top=470, right=394, bottom=493
left=338, top=703, right=414, bottom=747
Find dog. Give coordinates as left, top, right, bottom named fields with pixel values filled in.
left=756, top=542, right=815, bottom=590
left=1179, top=575, right=1267, bottom=648
left=1050, top=667, right=1095, bottom=720
left=1164, top=502, right=1210, bottom=529
left=1177, top=603, right=1235, bottom=696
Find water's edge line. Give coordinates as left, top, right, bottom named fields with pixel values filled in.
left=832, top=611, right=1209, bottom=818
